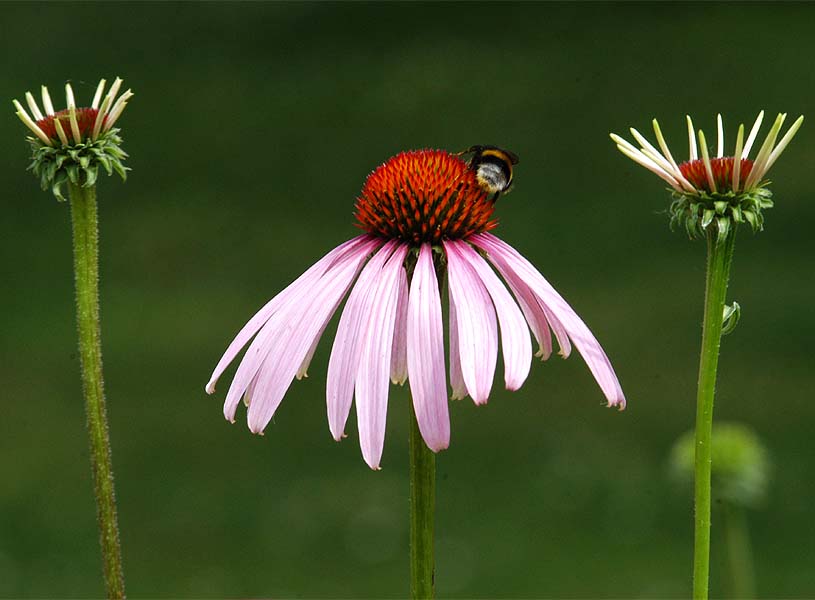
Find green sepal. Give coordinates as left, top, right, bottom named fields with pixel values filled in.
left=743, top=210, right=757, bottom=230
left=23, top=128, right=129, bottom=201
left=99, top=154, right=113, bottom=175
left=716, top=216, right=730, bottom=241
left=731, top=205, right=743, bottom=223
left=67, top=163, right=80, bottom=184
left=85, top=165, right=99, bottom=187
left=668, top=187, right=775, bottom=241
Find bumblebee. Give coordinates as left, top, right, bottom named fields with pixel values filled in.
left=462, top=145, right=520, bottom=202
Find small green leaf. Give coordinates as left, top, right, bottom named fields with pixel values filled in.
left=722, top=301, right=741, bottom=336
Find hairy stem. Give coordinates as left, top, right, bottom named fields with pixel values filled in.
left=69, top=182, right=126, bottom=599
left=693, top=227, right=737, bottom=599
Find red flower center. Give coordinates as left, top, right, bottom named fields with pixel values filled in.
left=678, top=157, right=755, bottom=194
left=36, top=107, right=101, bottom=142
left=355, top=149, right=498, bottom=244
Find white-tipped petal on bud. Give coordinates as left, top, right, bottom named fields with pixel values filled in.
left=732, top=124, right=745, bottom=192
left=744, top=112, right=786, bottom=190
left=25, top=92, right=44, bottom=121
left=68, top=105, right=82, bottom=144
left=65, top=83, right=76, bottom=109
left=651, top=119, right=696, bottom=193
left=630, top=127, right=675, bottom=174
left=91, top=94, right=112, bottom=141
left=53, top=117, right=70, bottom=146
left=41, top=85, right=55, bottom=116
left=104, top=90, right=133, bottom=132
left=686, top=115, right=698, bottom=160
left=66, top=84, right=82, bottom=144
left=716, top=114, right=724, bottom=158
left=741, top=110, right=765, bottom=159
left=102, top=78, right=124, bottom=115
left=651, top=119, right=679, bottom=169
left=613, top=138, right=683, bottom=192
left=763, top=115, right=804, bottom=176
left=13, top=100, right=52, bottom=146
left=698, top=129, right=717, bottom=194
left=91, top=79, right=107, bottom=110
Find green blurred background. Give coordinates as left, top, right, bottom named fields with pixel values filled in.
left=2, top=2, right=813, bottom=597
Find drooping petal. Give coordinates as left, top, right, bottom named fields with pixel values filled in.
left=356, top=244, right=409, bottom=469
left=447, top=291, right=467, bottom=400
left=326, top=241, right=398, bottom=440
left=206, top=235, right=376, bottom=394
left=243, top=372, right=259, bottom=408
left=390, top=262, right=409, bottom=385
left=472, top=233, right=625, bottom=409
left=246, top=242, right=381, bottom=433
left=454, top=240, right=532, bottom=391
left=407, top=244, right=450, bottom=451
left=296, top=325, right=324, bottom=380
left=495, top=264, right=553, bottom=360
left=444, top=240, right=498, bottom=405
left=220, top=237, right=378, bottom=424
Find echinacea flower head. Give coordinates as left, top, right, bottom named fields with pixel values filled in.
left=13, top=77, right=133, bottom=201
left=611, top=112, right=803, bottom=239
left=207, top=149, right=625, bottom=469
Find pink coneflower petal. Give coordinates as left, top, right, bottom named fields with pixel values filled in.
left=448, top=297, right=467, bottom=400
left=206, top=235, right=376, bottom=395
left=472, top=233, right=625, bottom=409
left=326, top=241, right=399, bottom=440
left=246, top=241, right=381, bottom=433
left=356, top=244, right=409, bottom=469
left=540, top=303, right=572, bottom=358
left=452, top=240, right=532, bottom=391
left=390, top=264, right=409, bottom=385
left=243, top=372, right=259, bottom=408
left=445, top=240, right=498, bottom=405
left=498, top=269, right=553, bottom=360
left=407, top=244, right=450, bottom=451
left=220, top=237, right=380, bottom=424
left=478, top=245, right=571, bottom=359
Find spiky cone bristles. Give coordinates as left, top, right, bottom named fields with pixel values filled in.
left=13, top=77, right=134, bottom=201
left=611, top=111, right=803, bottom=240
left=355, top=149, right=498, bottom=245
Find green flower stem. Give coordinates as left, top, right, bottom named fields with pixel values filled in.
left=693, top=227, right=737, bottom=600
left=409, top=399, right=435, bottom=600
left=68, top=182, right=126, bottom=599
left=723, top=503, right=756, bottom=599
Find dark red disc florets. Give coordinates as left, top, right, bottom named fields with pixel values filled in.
left=679, top=157, right=755, bottom=194
left=354, top=149, right=498, bottom=244
left=36, top=107, right=101, bottom=142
